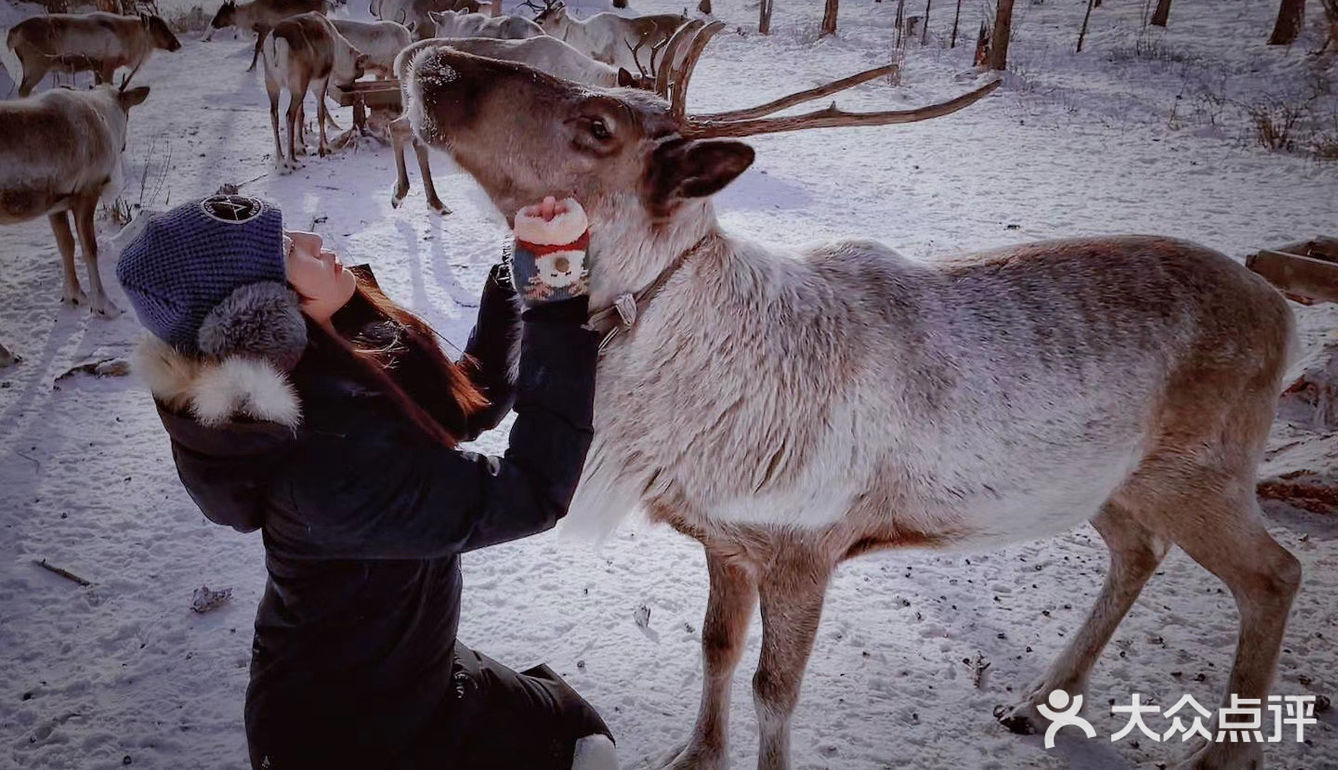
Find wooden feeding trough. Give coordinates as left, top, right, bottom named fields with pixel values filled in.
left=331, top=80, right=403, bottom=147
left=1247, top=237, right=1338, bottom=305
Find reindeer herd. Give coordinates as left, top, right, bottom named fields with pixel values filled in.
left=0, top=3, right=1309, bottom=770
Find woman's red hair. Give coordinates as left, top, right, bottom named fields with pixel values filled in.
left=302, top=274, right=488, bottom=447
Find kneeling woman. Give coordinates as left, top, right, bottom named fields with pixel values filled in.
left=117, top=194, right=613, bottom=770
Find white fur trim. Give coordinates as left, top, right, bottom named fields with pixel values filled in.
left=571, top=734, right=617, bottom=770
left=132, top=337, right=302, bottom=428
left=513, top=198, right=589, bottom=246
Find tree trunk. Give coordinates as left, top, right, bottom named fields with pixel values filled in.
left=920, top=0, right=932, bottom=44
left=950, top=0, right=962, bottom=47
left=987, top=0, right=1014, bottom=70
left=1150, top=0, right=1172, bottom=27
left=759, top=0, right=774, bottom=34
left=821, top=0, right=839, bottom=36
left=894, top=0, right=906, bottom=48
left=1268, top=0, right=1305, bottom=44
left=1076, top=0, right=1095, bottom=51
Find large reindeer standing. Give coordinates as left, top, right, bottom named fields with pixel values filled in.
left=0, top=82, right=151, bottom=320
left=401, top=22, right=1301, bottom=770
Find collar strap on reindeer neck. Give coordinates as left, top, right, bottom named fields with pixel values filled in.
left=586, top=233, right=712, bottom=354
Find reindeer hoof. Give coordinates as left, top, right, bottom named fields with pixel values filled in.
left=91, top=298, right=122, bottom=318
left=1170, top=738, right=1263, bottom=770
left=994, top=702, right=1040, bottom=736
left=62, top=288, right=88, bottom=308
left=428, top=200, right=452, bottom=216
left=660, top=747, right=726, bottom=770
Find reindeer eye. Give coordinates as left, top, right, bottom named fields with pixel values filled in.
left=588, top=118, right=611, bottom=140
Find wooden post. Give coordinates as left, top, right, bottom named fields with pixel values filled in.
left=987, top=0, right=1014, bottom=70
left=759, top=0, right=773, bottom=34
left=821, top=0, right=839, bottom=37
left=1150, top=0, right=1172, bottom=27
left=1268, top=0, right=1305, bottom=45
left=950, top=0, right=962, bottom=47
left=1076, top=0, right=1095, bottom=52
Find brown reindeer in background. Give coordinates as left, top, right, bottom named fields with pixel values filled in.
left=401, top=23, right=1301, bottom=770
left=3, top=11, right=180, bottom=97
left=261, top=12, right=366, bottom=170
left=205, top=0, right=328, bottom=72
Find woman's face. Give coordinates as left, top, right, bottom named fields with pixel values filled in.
left=285, top=230, right=357, bottom=324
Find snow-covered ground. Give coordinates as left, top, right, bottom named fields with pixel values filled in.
left=2, top=0, right=1337, bottom=768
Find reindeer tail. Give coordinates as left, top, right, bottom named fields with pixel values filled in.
left=0, top=30, right=23, bottom=90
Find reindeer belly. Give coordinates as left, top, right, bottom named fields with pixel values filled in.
left=0, top=188, right=71, bottom=222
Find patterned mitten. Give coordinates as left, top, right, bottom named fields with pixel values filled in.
left=510, top=196, right=590, bottom=306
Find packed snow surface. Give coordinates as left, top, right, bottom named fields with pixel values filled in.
left=1, top=0, right=1336, bottom=767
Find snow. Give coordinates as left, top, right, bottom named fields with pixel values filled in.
left=2, top=0, right=1337, bottom=768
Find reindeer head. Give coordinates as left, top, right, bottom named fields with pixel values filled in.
left=533, top=1, right=567, bottom=31
left=404, top=21, right=998, bottom=300
left=209, top=1, right=237, bottom=31
left=142, top=13, right=183, bottom=52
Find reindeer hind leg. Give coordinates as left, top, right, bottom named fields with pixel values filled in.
left=996, top=501, right=1169, bottom=735
left=414, top=138, right=450, bottom=215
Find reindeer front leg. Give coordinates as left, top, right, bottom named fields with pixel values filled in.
left=72, top=193, right=118, bottom=316
left=752, top=551, right=831, bottom=770
left=664, top=546, right=758, bottom=770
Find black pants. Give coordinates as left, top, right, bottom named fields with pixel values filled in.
left=445, top=642, right=612, bottom=770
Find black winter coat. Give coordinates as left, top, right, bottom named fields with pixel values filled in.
left=153, top=274, right=599, bottom=769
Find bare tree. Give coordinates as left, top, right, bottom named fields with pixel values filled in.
left=821, top=0, right=839, bottom=36
left=950, top=0, right=962, bottom=47
left=759, top=0, right=773, bottom=34
left=1268, top=0, right=1305, bottom=45
left=1077, top=0, right=1095, bottom=51
left=1150, top=0, right=1171, bottom=26
left=987, top=0, right=1014, bottom=70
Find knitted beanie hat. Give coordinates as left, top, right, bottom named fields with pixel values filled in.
left=116, top=195, right=308, bottom=370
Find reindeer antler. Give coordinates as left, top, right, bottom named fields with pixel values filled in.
left=624, top=30, right=670, bottom=80
left=683, top=79, right=1000, bottom=137
left=659, top=20, right=1001, bottom=138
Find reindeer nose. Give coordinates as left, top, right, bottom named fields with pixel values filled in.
left=554, top=256, right=571, bottom=273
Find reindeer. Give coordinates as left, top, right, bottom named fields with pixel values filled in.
left=204, top=0, right=328, bottom=72
left=1, top=82, right=151, bottom=318
left=421, top=9, right=543, bottom=41
left=375, top=0, right=482, bottom=38
left=400, top=23, right=1302, bottom=770
left=260, top=12, right=366, bottom=171
left=387, top=27, right=674, bottom=214
left=533, top=3, right=687, bottom=73
left=3, top=12, right=180, bottom=97
left=331, top=18, right=410, bottom=77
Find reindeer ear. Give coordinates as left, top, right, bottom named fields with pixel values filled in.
left=648, top=138, right=753, bottom=213
left=616, top=67, right=636, bottom=87
left=119, top=85, right=151, bottom=109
